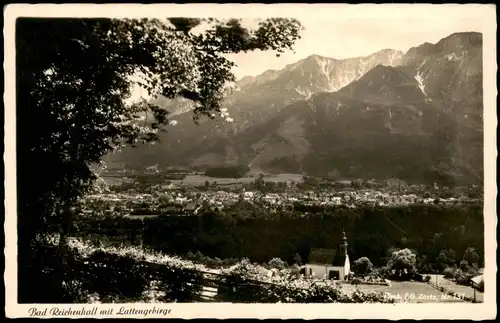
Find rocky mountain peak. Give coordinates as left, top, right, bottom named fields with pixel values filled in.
left=106, top=32, right=483, bottom=186
left=436, top=32, right=482, bottom=49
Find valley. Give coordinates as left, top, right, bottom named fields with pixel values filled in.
left=105, top=32, right=483, bottom=187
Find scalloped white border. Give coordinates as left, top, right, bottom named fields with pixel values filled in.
left=4, top=3, right=497, bottom=319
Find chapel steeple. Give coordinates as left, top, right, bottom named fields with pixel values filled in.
left=340, top=231, right=348, bottom=257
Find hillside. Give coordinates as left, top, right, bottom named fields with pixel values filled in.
left=105, top=48, right=404, bottom=168
left=105, top=32, right=483, bottom=185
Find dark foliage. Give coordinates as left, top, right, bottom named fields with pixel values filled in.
left=16, top=16, right=303, bottom=302
left=204, top=165, right=250, bottom=178
left=73, top=202, right=483, bottom=271
left=21, top=243, right=393, bottom=303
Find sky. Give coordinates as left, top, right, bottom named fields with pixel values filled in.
left=227, top=16, right=483, bottom=80
left=117, top=4, right=487, bottom=102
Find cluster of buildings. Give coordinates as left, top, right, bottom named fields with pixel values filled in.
left=79, top=185, right=475, bottom=218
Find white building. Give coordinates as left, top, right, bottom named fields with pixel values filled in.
left=304, top=232, right=351, bottom=281
left=470, top=274, right=484, bottom=291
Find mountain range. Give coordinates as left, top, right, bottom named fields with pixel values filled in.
left=105, top=32, right=483, bottom=186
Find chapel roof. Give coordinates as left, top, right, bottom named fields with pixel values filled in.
left=308, top=248, right=347, bottom=266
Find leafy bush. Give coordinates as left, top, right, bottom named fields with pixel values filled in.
left=353, top=257, right=373, bottom=275
left=453, top=269, right=470, bottom=285
left=459, top=260, right=469, bottom=271
left=443, top=267, right=457, bottom=279
left=290, top=264, right=301, bottom=278
left=420, top=263, right=438, bottom=274
left=387, top=248, right=417, bottom=280
left=203, top=256, right=224, bottom=269
left=213, top=257, right=223, bottom=267
left=263, top=281, right=394, bottom=303
left=223, top=258, right=238, bottom=267
left=463, top=247, right=480, bottom=265
left=19, top=243, right=91, bottom=303
left=194, top=251, right=204, bottom=262
left=268, top=257, right=286, bottom=270
left=80, top=251, right=151, bottom=301
left=293, top=253, right=303, bottom=265
left=198, top=256, right=211, bottom=265
left=374, top=265, right=392, bottom=279
left=186, top=251, right=195, bottom=260
left=437, top=249, right=457, bottom=271
left=350, top=277, right=362, bottom=285
left=154, top=265, right=204, bottom=302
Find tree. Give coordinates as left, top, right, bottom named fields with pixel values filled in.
left=194, top=251, right=204, bottom=262
left=387, top=248, right=417, bottom=279
left=417, top=254, right=428, bottom=270
left=268, top=257, right=286, bottom=270
left=291, top=263, right=301, bottom=279
left=437, top=249, right=456, bottom=269
left=463, top=247, right=480, bottom=266
left=17, top=17, right=303, bottom=251
left=293, top=253, right=302, bottom=265
left=353, top=257, right=374, bottom=276
left=212, top=257, right=223, bottom=268
left=453, top=269, right=469, bottom=285
left=375, top=265, right=392, bottom=279
left=459, top=260, right=469, bottom=272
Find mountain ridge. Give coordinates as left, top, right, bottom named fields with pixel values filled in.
left=104, top=32, right=483, bottom=185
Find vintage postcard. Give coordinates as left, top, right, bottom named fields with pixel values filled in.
left=4, top=3, right=497, bottom=319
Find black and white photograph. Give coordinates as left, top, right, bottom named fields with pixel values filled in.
left=4, top=3, right=497, bottom=319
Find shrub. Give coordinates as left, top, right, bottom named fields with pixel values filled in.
left=463, top=247, right=480, bottom=265
left=268, top=257, right=286, bottom=270
left=196, top=256, right=208, bottom=265
left=223, top=258, right=238, bottom=267
left=79, top=251, right=151, bottom=301
left=213, top=257, right=223, bottom=267
left=350, top=277, right=362, bottom=285
left=194, top=251, right=204, bottom=262
left=203, top=257, right=215, bottom=267
left=353, top=257, right=374, bottom=275
left=375, top=266, right=392, bottom=279
left=437, top=249, right=456, bottom=268
left=443, top=267, right=456, bottom=279
left=453, top=269, right=470, bottom=285
left=291, top=264, right=300, bottom=278
left=19, top=243, right=92, bottom=303
left=293, top=253, right=302, bottom=265
left=420, top=263, right=437, bottom=274
left=387, top=248, right=417, bottom=279
left=459, top=260, right=469, bottom=271
left=424, top=275, right=431, bottom=283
